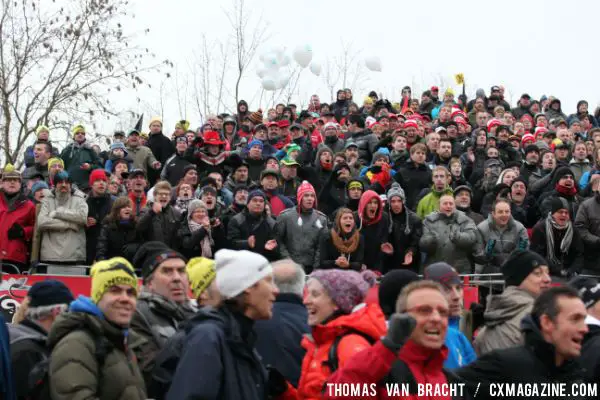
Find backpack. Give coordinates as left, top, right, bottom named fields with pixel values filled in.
left=324, top=328, right=377, bottom=372
left=26, top=328, right=113, bottom=400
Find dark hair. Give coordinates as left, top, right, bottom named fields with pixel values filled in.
left=34, top=141, right=52, bottom=154
left=439, top=138, right=453, bottom=146
left=531, top=286, right=581, bottom=323
left=105, top=196, right=135, bottom=224
left=347, top=114, right=365, bottom=129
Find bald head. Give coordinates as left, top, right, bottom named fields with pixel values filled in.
left=272, top=259, right=306, bottom=297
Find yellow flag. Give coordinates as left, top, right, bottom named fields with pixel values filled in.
left=454, top=73, right=465, bottom=85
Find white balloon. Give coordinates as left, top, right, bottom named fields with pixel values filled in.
left=309, top=61, right=322, bottom=76
left=256, top=66, right=268, bottom=79
left=280, top=54, right=291, bottom=67
left=277, top=70, right=291, bottom=88
left=293, top=44, right=313, bottom=68
left=262, top=74, right=278, bottom=91
left=365, top=56, right=382, bottom=72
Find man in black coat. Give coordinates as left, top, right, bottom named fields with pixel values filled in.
left=86, top=169, right=114, bottom=264
left=8, top=281, right=74, bottom=400
left=147, top=117, right=175, bottom=185
left=457, top=286, right=589, bottom=400
left=254, top=259, right=309, bottom=387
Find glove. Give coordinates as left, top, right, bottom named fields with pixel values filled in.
left=381, top=313, right=416, bottom=354
left=266, top=366, right=288, bottom=398
left=470, top=302, right=485, bottom=332
left=485, top=239, right=496, bottom=257
left=192, top=136, right=204, bottom=147
left=7, top=223, right=24, bottom=240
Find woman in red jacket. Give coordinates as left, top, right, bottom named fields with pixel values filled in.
left=0, top=166, right=36, bottom=273
left=286, top=269, right=386, bottom=399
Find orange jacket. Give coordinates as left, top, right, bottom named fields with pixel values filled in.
left=290, top=303, right=386, bottom=400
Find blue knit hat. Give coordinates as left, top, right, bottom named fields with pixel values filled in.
left=28, top=280, right=74, bottom=308
left=30, top=181, right=49, bottom=194
left=247, top=139, right=264, bottom=150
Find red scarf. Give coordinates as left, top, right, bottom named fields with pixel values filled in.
left=555, top=183, right=577, bottom=196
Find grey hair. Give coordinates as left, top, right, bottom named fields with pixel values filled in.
left=26, top=303, right=68, bottom=321
left=272, top=259, right=306, bottom=297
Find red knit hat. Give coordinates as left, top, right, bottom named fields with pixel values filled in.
left=521, top=133, right=536, bottom=146
left=486, top=118, right=502, bottom=132
left=203, top=131, right=225, bottom=146
left=89, top=169, right=108, bottom=187
left=403, top=120, right=418, bottom=129
left=297, top=180, right=317, bottom=210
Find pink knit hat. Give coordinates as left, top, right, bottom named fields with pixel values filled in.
left=309, top=270, right=375, bottom=314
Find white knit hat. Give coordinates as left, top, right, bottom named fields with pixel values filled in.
left=215, top=249, right=273, bottom=298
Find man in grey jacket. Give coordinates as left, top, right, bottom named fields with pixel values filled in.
left=36, top=171, right=88, bottom=266
left=419, top=193, right=478, bottom=274
left=276, top=181, right=327, bottom=273
left=475, top=198, right=529, bottom=274
left=474, top=250, right=551, bottom=355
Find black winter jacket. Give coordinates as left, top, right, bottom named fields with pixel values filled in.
left=96, top=219, right=141, bottom=261
left=457, top=315, right=588, bottom=400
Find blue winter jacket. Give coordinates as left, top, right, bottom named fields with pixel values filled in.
left=444, top=317, right=476, bottom=370
left=254, top=293, right=309, bottom=387
left=166, top=306, right=269, bottom=400
left=0, top=314, right=16, bottom=400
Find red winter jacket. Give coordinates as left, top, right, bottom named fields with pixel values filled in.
left=324, top=339, right=450, bottom=400
left=0, top=191, right=36, bottom=264
left=284, top=303, right=387, bottom=400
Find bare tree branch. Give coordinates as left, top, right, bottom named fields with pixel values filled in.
left=0, top=0, right=168, bottom=166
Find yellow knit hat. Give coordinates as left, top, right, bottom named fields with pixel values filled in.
left=186, top=257, right=216, bottom=298
left=149, top=116, right=163, bottom=128
left=90, top=257, right=139, bottom=303
left=71, top=124, right=85, bottom=137
left=36, top=125, right=50, bottom=137
left=175, top=120, right=190, bottom=131
left=47, top=158, right=65, bottom=171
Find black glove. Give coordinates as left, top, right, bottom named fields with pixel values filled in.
left=7, top=223, right=24, bottom=240
left=470, top=302, right=485, bottom=332
left=266, top=366, right=288, bottom=398
left=192, top=136, right=204, bottom=147
left=381, top=313, right=416, bottom=354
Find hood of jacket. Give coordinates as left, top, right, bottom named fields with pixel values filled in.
left=307, top=303, right=386, bottom=346
left=358, top=189, right=383, bottom=225
left=47, top=296, right=143, bottom=350
left=184, top=305, right=258, bottom=349
left=483, top=286, right=535, bottom=328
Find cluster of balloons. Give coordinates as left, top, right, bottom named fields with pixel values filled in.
left=257, top=44, right=322, bottom=91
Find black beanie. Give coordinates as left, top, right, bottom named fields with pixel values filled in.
left=502, top=250, right=548, bottom=287
left=378, top=270, right=420, bottom=319
left=133, top=241, right=187, bottom=281
left=549, top=197, right=569, bottom=214
left=511, top=176, right=528, bottom=190
left=28, top=280, right=74, bottom=308
left=551, top=166, right=574, bottom=186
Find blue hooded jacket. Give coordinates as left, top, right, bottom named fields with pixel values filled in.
left=444, top=316, right=476, bottom=369
left=0, top=314, right=16, bottom=400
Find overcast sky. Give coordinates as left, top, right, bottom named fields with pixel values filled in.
left=97, top=0, right=600, bottom=136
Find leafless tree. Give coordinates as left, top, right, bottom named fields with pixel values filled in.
left=0, top=0, right=167, bottom=166
left=225, top=0, right=269, bottom=105
left=322, top=40, right=368, bottom=103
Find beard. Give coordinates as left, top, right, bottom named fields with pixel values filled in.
left=55, top=190, right=70, bottom=205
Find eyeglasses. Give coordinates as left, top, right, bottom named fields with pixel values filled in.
left=406, top=305, right=450, bottom=319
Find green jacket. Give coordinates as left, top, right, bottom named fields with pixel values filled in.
left=416, top=186, right=453, bottom=219
left=60, top=142, right=102, bottom=190
left=48, top=301, right=147, bottom=400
